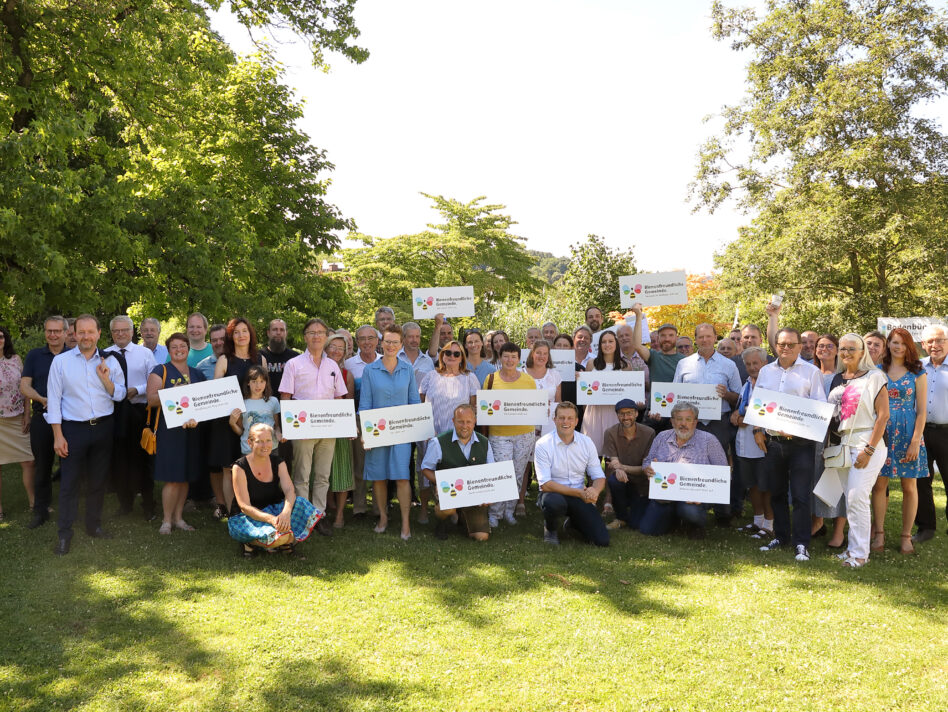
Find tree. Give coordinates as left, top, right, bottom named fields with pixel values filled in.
left=1, top=1, right=365, bottom=345
left=337, top=195, right=542, bottom=336
left=527, top=250, right=570, bottom=285
left=692, top=0, right=948, bottom=332
left=636, top=274, right=730, bottom=339
left=557, top=234, right=638, bottom=317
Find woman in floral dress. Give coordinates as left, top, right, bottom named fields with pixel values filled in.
left=871, top=328, right=928, bottom=554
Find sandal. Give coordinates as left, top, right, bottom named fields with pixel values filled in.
left=899, top=534, right=915, bottom=555
left=158, top=522, right=173, bottom=535
left=870, top=529, right=885, bottom=553
left=841, top=556, right=867, bottom=568
left=240, top=544, right=257, bottom=558
left=175, top=520, right=195, bottom=532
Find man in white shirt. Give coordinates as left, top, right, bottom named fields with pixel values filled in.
left=534, top=401, right=609, bottom=547
left=754, top=327, right=827, bottom=562
left=105, top=316, right=158, bottom=520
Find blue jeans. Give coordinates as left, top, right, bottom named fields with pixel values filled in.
left=639, top=501, right=707, bottom=536
left=607, top=473, right=648, bottom=529
left=537, top=491, right=609, bottom=546
left=766, top=438, right=815, bottom=547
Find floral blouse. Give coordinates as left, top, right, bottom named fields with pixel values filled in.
left=0, top=355, right=25, bottom=417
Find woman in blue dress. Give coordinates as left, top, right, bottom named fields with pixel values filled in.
left=872, top=327, right=928, bottom=554
left=359, top=324, right=420, bottom=540
left=146, top=333, right=206, bottom=535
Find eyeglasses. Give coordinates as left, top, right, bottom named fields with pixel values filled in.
left=442, top=350, right=462, bottom=358
left=838, top=347, right=862, bottom=353
left=815, top=344, right=835, bottom=350
left=925, top=338, right=946, bottom=345
left=382, top=340, right=401, bottom=347
left=304, top=330, right=327, bottom=337
left=775, top=342, right=800, bottom=349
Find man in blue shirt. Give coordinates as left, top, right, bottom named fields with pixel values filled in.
left=46, top=314, right=126, bottom=555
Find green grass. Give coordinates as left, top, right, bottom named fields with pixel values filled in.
left=0, top=466, right=945, bottom=711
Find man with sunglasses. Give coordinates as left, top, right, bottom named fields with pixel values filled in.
left=754, top=327, right=826, bottom=562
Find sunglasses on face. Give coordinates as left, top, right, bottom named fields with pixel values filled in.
left=442, top=350, right=462, bottom=358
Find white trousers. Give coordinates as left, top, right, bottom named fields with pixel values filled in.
left=844, top=444, right=887, bottom=560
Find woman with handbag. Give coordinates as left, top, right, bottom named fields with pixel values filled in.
left=825, top=333, right=889, bottom=567
left=145, top=333, right=205, bottom=534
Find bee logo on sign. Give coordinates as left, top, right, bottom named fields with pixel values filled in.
left=285, top=411, right=307, bottom=428
left=653, top=472, right=677, bottom=490
left=164, top=396, right=190, bottom=415
left=440, top=478, right=465, bottom=498
left=752, top=398, right=777, bottom=417
left=578, top=380, right=600, bottom=397
left=364, top=418, right=387, bottom=437
left=654, top=391, right=675, bottom=408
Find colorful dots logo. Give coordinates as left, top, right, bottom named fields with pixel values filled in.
left=634, top=284, right=642, bottom=294
left=654, top=391, right=675, bottom=408
left=623, top=284, right=644, bottom=299
left=622, top=284, right=631, bottom=295
left=364, top=419, right=385, bottom=437
left=653, top=472, right=678, bottom=490
left=579, top=380, right=600, bottom=396
left=752, top=398, right=777, bottom=416
left=286, top=410, right=307, bottom=428
left=485, top=399, right=501, bottom=416
left=164, top=396, right=189, bottom=415
left=440, top=478, right=465, bottom=498
left=479, top=399, right=489, bottom=411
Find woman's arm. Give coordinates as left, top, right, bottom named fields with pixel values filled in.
left=905, top=373, right=928, bottom=462
left=146, top=372, right=163, bottom=408
left=213, top=355, right=228, bottom=379
left=855, top=382, right=890, bottom=469
left=344, top=372, right=355, bottom=400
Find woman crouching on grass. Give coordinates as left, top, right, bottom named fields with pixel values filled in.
left=229, top=422, right=322, bottom=557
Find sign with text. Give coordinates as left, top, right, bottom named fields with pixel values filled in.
left=649, top=382, right=721, bottom=420
left=742, top=387, right=834, bottom=442
left=159, top=376, right=244, bottom=428
left=411, top=286, right=475, bottom=319
left=619, top=270, right=688, bottom=308
left=648, top=461, right=731, bottom=505
left=551, top=349, right=576, bottom=383
left=435, top=460, right=518, bottom=509
left=476, top=389, right=549, bottom=426
left=576, top=370, right=645, bottom=405
left=280, top=399, right=357, bottom=440
left=360, top=402, right=435, bottom=449
left=877, top=317, right=946, bottom=342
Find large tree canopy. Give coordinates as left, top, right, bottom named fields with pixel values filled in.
left=693, top=0, right=948, bottom=333
left=1, top=1, right=365, bottom=342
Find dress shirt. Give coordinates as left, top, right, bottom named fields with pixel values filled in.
left=643, top=429, right=728, bottom=469
left=105, top=342, right=157, bottom=405
left=420, top=429, right=495, bottom=471
left=194, top=354, right=218, bottom=382
left=755, top=356, right=826, bottom=401
left=344, top=353, right=378, bottom=383
left=279, top=350, right=347, bottom=400
left=534, top=430, right=604, bottom=490
left=398, top=348, right=435, bottom=386
left=673, top=351, right=741, bottom=414
left=149, top=344, right=169, bottom=363
left=46, top=347, right=126, bottom=424
left=922, top=357, right=948, bottom=424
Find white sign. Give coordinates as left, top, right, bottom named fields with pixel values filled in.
left=476, top=389, right=549, bottom=426
left=877, top=317, right=946, bottom=342
left=813, top=468, right=846, bottom=507
left=159, top=376, right=244, bottom=428
left=619, top=270, right=688, bottom=308
left=649, top=382, right=721, bottom=420
left=411, top=286, right=475, bottom=319
left=576, top=370, right=645, bottom=405
left=551, top=349, right=576, bottom=383
left=280, top=400, right=357, bottom=440
left=435, top=460, right=519, bottom=509
left=648, top=461, right=731, bottom=505
left=742, top=387, right=835, bottom=442
left=360, top=402, right=435, bottom=449
left=518, top=348, right=530, bottom=370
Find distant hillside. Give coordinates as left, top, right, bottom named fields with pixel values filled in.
left=528, top=249, right=569, bottom=285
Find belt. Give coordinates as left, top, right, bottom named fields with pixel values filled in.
left=924, top=422, right=948, bottom=430
left=767, top=433, right=798, bottom=442
left=64, top=414, right=113, bottom=426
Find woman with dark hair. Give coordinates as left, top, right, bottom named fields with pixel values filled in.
left=489, top=330, right=509, bottom=366
left=871, top=327, right=928, bottom=554
left=463, top=329, right=495, bottom=385
left=146, top=333, right=205, bottom=534
left=553, top=333, right=583, bottom=427
left=815, top=334, right=840, bottom=395
left=581, top=330, right=630, bottom=455
left=0, top=327, right=35, bottom=520
left=210, top=317, right=267, bottom=517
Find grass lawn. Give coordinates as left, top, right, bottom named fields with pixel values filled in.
left=0, top=465, right=945, bottom=712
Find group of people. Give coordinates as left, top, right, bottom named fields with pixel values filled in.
left=0, top=301, right=945, bottom=567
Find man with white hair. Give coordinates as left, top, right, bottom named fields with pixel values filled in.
left=915, top=324, right=948, bottom=543
left=541, top=322, right=558, bottom=342
left=105, top=315, right=157, bottom=519
left=140, top=318, right=168, bottom=363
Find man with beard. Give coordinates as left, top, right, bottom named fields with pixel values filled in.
left=261, top=318, right=299, bottom=472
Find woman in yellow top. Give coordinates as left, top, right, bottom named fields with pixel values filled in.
left=482, top=341, right=536, bottom=528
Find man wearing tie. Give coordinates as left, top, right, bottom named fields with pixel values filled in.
left=105, top=316, right=157, bottom=520
left=46, top=314, right=127, bottom=555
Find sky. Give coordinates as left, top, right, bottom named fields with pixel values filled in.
left=209, top=0, right=760, bottom=274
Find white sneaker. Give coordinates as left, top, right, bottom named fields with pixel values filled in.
left=794, top=545, right=810, bottom=562
left=759, top=538, right=783, bottom=552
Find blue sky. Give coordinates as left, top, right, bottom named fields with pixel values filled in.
left=210, top=0, right=761, bottom=273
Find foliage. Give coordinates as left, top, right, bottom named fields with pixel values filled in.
left=619, top=274, right=732, bottom=338
left=336, top=195, right=542, bottom=337
left=693, top=0, right=948, bottom=332
left=558, top=234, right=638, bottom=317
left=486, top=290, right=582, bottom=345
left=0, top=1, right=362, bottom=347
left=527, top=250, right=570, bottom=286
left=0, top=468, right=945, bottom=711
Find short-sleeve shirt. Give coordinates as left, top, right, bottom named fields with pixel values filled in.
left=187, top=344, right=214, bottom=368
left=22, top=345, right=61, bottom=413
left=279, top=350, right=347, bottom=400
left=647, top=350, right=685, bottom=384
left=239, top=397, right=282, bottom=454
left=0, top=355, right=25, bottom=417
left=419, top=370, right=480, bottom=434
left=483, top=371, right=536, bottom=437
left=602, top=422, right=655, bottom=495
